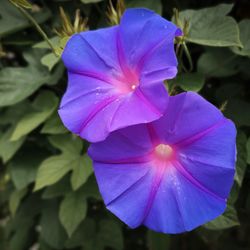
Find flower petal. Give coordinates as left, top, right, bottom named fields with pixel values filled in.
left=152, top=92, right=225, bottom=145
left=60, top=9, right=177, bottom=142
left=59, top=73, right=169, bottom=142
left=94, top=162, right=153, bottom=228
left=89, top=92, right=236, bottom=233
left=62, top=33, right=114, bottom=81
left=58, top=73, right=118, bottom=141
left=89, top=126, right=155, bottom=228
left=88, top=125, right=153, bottom=162
left=108, top=86, right=168, bottom=132
left=177, top=119, right=236, bottom=198
left=119, top=8, right=180, bottom=80
left=144, top=166, right=226, bottom=233
left=80, top=26, right=121, bottom=72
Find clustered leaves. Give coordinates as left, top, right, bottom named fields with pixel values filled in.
left=0, top=0, right=250, bottom=250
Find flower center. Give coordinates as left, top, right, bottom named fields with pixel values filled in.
left=131, top=83, right=137, bottom=90
left=114, top=70, right=139, bottom=94
left=154, top=144, right=173, bottom=160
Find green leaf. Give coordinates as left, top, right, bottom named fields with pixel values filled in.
left=0, top=100, right=30, bottom=125
left=177, top=4, right=242, bottom=47
left=0, top=128, right=26, bottom=163
left=41, top=53, right=61, bottom=71
left=0, top=1, right=51, bottom=37
left=7, top=195, right=41, bottom=250
left=33, top=37, right=60, bottom=49
left=126, top=0, right=162, bottom=14
left=79, top=175, right=101, bottom=200
left=81, top=0, right=104, bottom=3
left=49, top=134, right=83, bottom=155
left=8, top=195, right=40, bottom=250
left=234, top=132, right=247, bottom=186
left=147, top=230, right=170, bottom=250
left=9, top=188, right=27, bottom=216
left=42, top=176, right=71, bottom=199
left=39, top=241, right=55, bottom=250
left=34, top=36, right=65, bottom=59
left=9, top=145, right=49, bottom=190
left=227, top=182, right=240, bottom=205
left=247, top=138, right=250, bottom=165
left=41, top=112, right=67, bottom=134
left=204, top=204, right=240, bottom=230
left=0, top=102, right=30, bottom=163
left=71, top=154, right=93, bottom=191
left=10, top=91, right=58, bottom=141
left=198, top=48, right=239, bottom=77
left=34, top=135, right=83, bottom=190
left=40, top=201, right=67, bottom=249
left=0, top=50, right=64, bottom=107
left=224, top=99, right=250, bottom=127
left=34, top=155, right=74, bottom=191
left=88, top=219, right=123, bottom=250
left=98, top=219, right=123, bottom=250
left=65, top=218, right=95, bottom=248
left=9, top=224, right=31, bottom=250
left=59, top=191, right=87, bottom=237
left=231, top=20, right=250, bottom=57
left=8, top=194, right=41, bottom=230
left=171, top=72, right=205, bottom=92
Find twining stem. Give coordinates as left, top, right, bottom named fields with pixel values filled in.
left=177, top=44, right=188, bottom=73
left=176, top=42, right=193, bottom=73
left=175, top=42, right=181, bottom=55
left=182, top=43, right=193, bottom=72
left=11, top=3, right=58, bottom=56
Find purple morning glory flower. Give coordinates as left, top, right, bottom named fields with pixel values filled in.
left=88, top=92, right=236, bottom=233
left=58, top=8, right=181, bottom=142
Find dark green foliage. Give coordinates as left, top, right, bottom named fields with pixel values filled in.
left=0, top=0, right=250, bottom=250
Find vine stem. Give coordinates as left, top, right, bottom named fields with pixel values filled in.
left=182, top=42, right=193, bottom=72
left=12, top=3, right=58, bottom=56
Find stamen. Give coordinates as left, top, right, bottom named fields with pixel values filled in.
left=131, top=84, right=137, bottom=90
left=155, top=144, right=173, bottom=159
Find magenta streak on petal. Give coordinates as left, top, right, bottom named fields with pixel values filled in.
left=108, top=98, right=124, bottom=129
left=147, top=123, right=160, bottom=146
left=118, top=132, right=152, bottom=150
left=173, top=119, right=227, bottom=149
left=135, top=88, right=161, bottom=115
left=78, top=95, right=119, bottom=134
left=128, top=16, right=155, bottom=58
left=106, top=167, right=150, bottom=207
left=77, top=37, right=138, bottom=92
left=168, top=93, right=187, bottom=134
left=93, top=152, right=153, bottom=165
left=141, top=161, right=166, bottom=223
left=60, top=88, right=106, bottom=109
left=116, top=31, right=136, bottom=81
left=142, top=66, right=177, bottom=80
left=69, top=70, right=116, bottom=86
left=170, top=183, right=187, bottom=230
left=174, top=161, right=225, bottom=201
left=79, top=35, right=118, bottom=70
left=179, top=154, right=233, bottom=170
